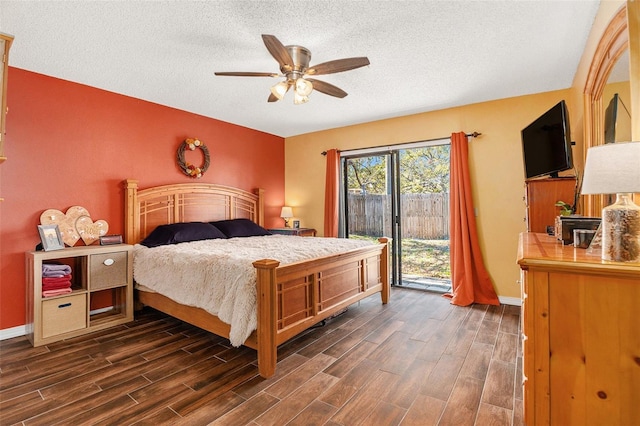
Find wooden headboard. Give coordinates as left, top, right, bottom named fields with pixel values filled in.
left=124, top=179, right=264, bottom=244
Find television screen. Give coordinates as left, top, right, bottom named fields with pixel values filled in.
left=604, top=93, right=632, bottom=144
left=521, top=100, right=573, bottom=179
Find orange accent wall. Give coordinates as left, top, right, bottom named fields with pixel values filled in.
left=0, top=68, right=284, bottom=330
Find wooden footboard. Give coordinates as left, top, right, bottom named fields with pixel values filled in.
left=253, top=238, right=389, bottom=377
left=124, top=179, right=389, bottom=378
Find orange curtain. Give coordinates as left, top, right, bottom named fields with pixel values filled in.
left=445, top=132, right=499, bottom=306
left=324, top=149, right=340, bottom=237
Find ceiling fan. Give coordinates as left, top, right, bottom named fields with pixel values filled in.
left=214, top=34, right=370, bottom=104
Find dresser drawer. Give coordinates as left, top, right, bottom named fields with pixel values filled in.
left=41, top=294, right=87, bottom=338
left=90, top=251, right=128, bottom=290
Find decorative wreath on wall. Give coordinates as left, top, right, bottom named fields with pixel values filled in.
left=177, top=138, right=210, bottom=178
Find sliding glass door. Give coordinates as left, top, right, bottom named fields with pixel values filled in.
left=343, top=152, right=399, bottom=283
left=342, top=143, right=451, bottom=291
left=395, top=145, right=451, bottom=291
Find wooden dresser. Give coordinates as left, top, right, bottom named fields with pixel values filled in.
left=517, top=233, right=640, bottom=425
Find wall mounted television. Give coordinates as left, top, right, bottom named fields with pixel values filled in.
left=521, top=100, right=574, bottom=180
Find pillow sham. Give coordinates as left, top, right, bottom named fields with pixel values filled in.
left=140, top=222, right=227, bottom=248
left=210, top=218, right=272, bottom=238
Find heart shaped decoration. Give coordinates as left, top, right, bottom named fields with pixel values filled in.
left=75, top=216, right=109, bottom=246
left=40, top=206, right=90, bottom=247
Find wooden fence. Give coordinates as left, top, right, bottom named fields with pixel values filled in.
left=348, top=193, right=449, bottom=239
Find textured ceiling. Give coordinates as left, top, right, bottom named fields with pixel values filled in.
left=1, top=1, right=600, bottom=137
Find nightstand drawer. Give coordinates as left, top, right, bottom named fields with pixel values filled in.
left=90, top=251, right=128, bottom=290
left=42, top=294, right=87, bottom=338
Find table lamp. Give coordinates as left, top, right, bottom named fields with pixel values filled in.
left=280, top=206, right=293, bottom=227
left=580, top=141, right=640, bottom=262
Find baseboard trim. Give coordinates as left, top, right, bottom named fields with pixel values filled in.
left=1, top=306, right=115, bottom=341
left=499, top=296, right=522, bottom=306
left=0, top=324, right=27, bottom=341
left=91, top=306, right=114, bottom=315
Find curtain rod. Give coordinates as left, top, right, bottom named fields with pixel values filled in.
left=320, top=132, right=481, bottom=155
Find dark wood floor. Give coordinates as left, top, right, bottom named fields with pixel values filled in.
left=0, top=288, right=522, bottom=426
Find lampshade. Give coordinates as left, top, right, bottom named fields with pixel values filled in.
left=580, top=141, right=640, bottom=262
left=581, top=141, right=640, bottom=195
left=295, top=78, right=313, bottom=96
left=280, top=206, right=293, bottom=219
left=293, top=92, right=309, bottom=105
left=270, top=81, right=289, bottom=100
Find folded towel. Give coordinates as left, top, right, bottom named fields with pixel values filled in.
left=42, top=273, right=66, bottom=278
left=42, top=288, right=73, bottom=297
left=42, top=264, right=72, bottom=277
left=42, top=275, right=72, bottom=285
left=42, top=282, right=72, bottom=291
left=42, top=275, right=72, bottom=291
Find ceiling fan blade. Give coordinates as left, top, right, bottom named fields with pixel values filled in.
left=262, top=34, right=294, bottom=72
left=214, top=72, right=279, bottom=77
left=306, top=57, right=370, bottom=75
left=267, top=93, right=280, bottom=102
left=306, top=79, right=348, bottom=98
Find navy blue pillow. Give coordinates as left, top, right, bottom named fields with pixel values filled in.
left=210, top=219, right=271, bottom=238
left=140, top=222, right=227, bottom=248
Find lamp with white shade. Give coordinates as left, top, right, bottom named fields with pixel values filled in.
left=580, top=141, right=640, bottom=262
left=280, top=206, right=293, bottom=227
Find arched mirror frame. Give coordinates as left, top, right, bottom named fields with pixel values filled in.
left=582, top=4, right=629, bottom=216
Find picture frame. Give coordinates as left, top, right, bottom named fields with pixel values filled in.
left=293, top=220, right=300, bottom=229
left=38, top=224, right=65, bottom=251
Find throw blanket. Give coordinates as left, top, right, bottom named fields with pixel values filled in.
left=133, top=235, right=376, bottom=346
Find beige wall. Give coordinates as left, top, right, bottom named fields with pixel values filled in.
left=283, top=1, right=628, bottom=301
left=285, top=90, right=574, bottom=300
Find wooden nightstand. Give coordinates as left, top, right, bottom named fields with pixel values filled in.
left=269, top=227, right=317, bottom=237
left=26, top=244, right=133, bottom=346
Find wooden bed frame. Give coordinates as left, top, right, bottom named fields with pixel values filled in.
left=124, top=179, right=389, bottom=378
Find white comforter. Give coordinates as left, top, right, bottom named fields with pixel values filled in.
left=133, top=235, right=376, bottom=346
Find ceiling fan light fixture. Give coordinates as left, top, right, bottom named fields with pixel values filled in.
left=293, top=92, right=309, bottom=105
left=295, top=78, right=313, bottom=96
left=215, top=34, right=369, bottom=104
left=270, top=81, right=289, bottom=100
